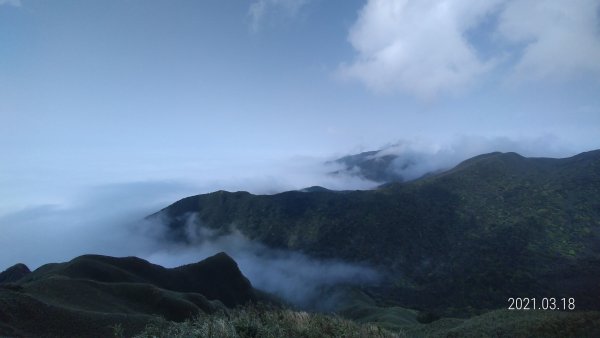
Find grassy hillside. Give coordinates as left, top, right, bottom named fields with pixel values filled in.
left=20, top=252, right=257, bottom=308
left=131, top=305, right=600, bottom=338
left=155, top=150, right=600, bottom=314
left=403, top=309, right=600, bottom=338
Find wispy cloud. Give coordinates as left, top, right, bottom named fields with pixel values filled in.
left=340, top=0, right=600, bottom=98
left=248, top=0, right=310, bottom=32
left=147, top=213, right=380, bottom=309
left=0, top=0, right=21, bottom=7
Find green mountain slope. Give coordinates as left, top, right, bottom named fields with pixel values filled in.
left=154, top=150, right=600, bottom=314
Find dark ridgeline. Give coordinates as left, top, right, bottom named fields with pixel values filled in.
left=0, top=263, right=30, bottom=284
left=155, top=150, right=600, bottom=315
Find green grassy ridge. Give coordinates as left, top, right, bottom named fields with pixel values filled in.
left=20, top=276, right=224, bottom=321
left=0, top=287, right=152, bottom=338
left=0, top=253, right=266, bottom=337
left=156, top=150, right=600, bottom=313
left=20, top=252, right=258, bottom=308
left=3, top=259, right=598, bottom=338
left=330, top=287, right=419, bottom=331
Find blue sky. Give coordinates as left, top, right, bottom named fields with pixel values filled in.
left=1, top=0, right=600, bottom=214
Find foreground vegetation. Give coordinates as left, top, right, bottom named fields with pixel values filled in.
left=131, top=306, right=403, bottom=338
left=129, top=305, right=600, bottom=338
left=405, top=309, right=600, bottom=337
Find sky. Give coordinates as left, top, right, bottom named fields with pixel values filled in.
left=1, top=1, right=600, bottom=269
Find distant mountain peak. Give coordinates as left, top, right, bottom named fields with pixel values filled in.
left=329, top=149, right=407, bottom=183
left=298, top=186, right=331, bottom=193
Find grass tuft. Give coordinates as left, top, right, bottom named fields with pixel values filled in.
left=132, top=304, right=403, bottom=338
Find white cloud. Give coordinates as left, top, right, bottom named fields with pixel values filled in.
left=341, top=0, right=600, bottom=97
left=497, top=0, right=600, bottom=82
left=340, top=0, right=503, bottom=98
left=0, top=0, right=20, bottom=6
left=248, top=0, right=310, bottom=32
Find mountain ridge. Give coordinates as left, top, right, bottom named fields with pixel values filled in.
left=153, top=149, right=600, bottom=314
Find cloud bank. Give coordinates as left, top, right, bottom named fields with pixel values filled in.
left=0, top=181, right=194, bottom=270
left=341, top=0, right=600, bottom=98
left=0, top=180, right=379, bottom=309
